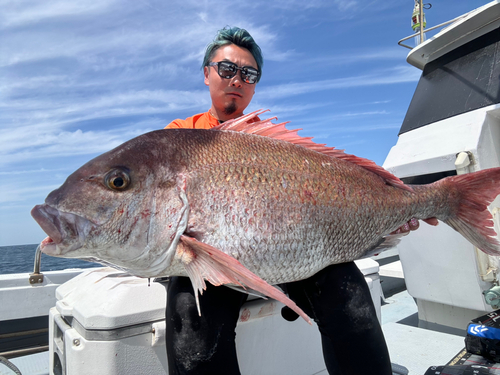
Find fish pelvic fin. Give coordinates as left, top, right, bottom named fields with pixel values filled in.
left=177, top=235, right=312, bottom=324
left=214, top=110, right=413, bottom=193
left=437, top=167, right=500, bottom=255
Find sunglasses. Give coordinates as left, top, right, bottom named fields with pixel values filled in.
left=208, top=61, right=260, bottom=84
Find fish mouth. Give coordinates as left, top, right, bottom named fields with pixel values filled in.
left=39, top=236, right=56, bottom=254
left=31, top=204, right=87, bottom=256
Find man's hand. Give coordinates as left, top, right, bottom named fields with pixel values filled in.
left=391, top=217, right=439, bottom=235
left=392, top=218, right=419, bottom=234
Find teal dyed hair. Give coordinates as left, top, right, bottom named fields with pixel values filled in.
left=202, top=27, right=263, bottom=83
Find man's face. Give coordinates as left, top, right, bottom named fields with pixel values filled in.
left=204, top=44, right=258, bottom=121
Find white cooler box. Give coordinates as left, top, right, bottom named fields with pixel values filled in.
left=49, top=260, right=381, bottom=375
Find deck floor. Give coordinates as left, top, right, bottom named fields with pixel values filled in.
left=378, top=251, right=468, bottom=375
left=381, top=290, right=466, bottom=374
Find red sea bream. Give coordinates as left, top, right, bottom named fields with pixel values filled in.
left=31, top=111, right=500, bottom=322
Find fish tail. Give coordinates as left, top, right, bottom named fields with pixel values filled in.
left=434, top=167, right=500, bottom=255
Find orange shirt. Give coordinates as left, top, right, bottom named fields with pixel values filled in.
left=165, top=111, right=260, bottom=129
left=165, top=111, right=220, bottom=129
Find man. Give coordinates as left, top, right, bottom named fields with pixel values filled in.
left=166, top=28, right=262, bottom=129
left=162, top=26, right=415, bottom=375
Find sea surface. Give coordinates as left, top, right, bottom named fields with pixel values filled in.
left=0, top=244, right=102, bottom=275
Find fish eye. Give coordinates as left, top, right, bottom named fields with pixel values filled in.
left=104, top=168, right=131, bottom=191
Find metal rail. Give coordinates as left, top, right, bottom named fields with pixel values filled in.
left=29, top=245, right=44, bottom=284
left=0, top=328, right=49, bottom=340
left=398, top=10, right=472, bottom=50
left=0, top=345, right=49, bottom=359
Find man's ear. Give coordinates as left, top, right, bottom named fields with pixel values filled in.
left=204, top=66, right=210, bottom=86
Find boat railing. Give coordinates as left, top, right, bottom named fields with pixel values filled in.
left=398, top=11, right=473, bottom=49
left=29, top=245, right=44, bottom=285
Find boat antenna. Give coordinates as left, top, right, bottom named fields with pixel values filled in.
left=411, top=0, right=431, bottom=46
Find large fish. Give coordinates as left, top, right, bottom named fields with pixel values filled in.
left=31, top=110, right=500, bottom=322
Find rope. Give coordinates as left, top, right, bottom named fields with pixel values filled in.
left=0, top=356, right=22, bottom=375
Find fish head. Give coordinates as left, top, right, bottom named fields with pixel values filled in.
left=31, top=130, right=189, bottom=277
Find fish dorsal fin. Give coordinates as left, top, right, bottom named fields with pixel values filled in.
left=214, top=110, right=413, bottom=192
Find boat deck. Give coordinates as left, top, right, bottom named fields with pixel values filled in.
left=0, top=253, right=474, bottom=375
left=378, top=252, right=466, bottom=375
left=383, top=292, right=465, bottom=374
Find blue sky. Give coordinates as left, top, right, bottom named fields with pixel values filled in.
left=0, top=0, right=488, bottom=246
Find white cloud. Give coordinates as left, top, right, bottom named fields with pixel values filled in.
left=333, top=0, right=358, bottom=12
left=258, top=65, right=420, bottom=100
left=0, top=0, right=115, bottom=28
left=0, top=123, right=160, bottom=167
left=0, top=183, right=61, bottom=204
left=0, top=168, right=55, bottom=175
left=1, top=88, right=209, bottom=149
left=303, top=48, right=407, bottom=66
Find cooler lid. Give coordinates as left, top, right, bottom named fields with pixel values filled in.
left=355, top=258, right=379, bottom=276
left=55, top=267, right=166, bottom=330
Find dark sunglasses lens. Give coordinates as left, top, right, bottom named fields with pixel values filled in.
left=241, top=68, right=259, bottom=84
left=218, top=62, right=237, bottom=78
left=214, top=62, right=259, bottom=83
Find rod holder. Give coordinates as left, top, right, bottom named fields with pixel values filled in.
left=29, top=245, right=44, bottom=285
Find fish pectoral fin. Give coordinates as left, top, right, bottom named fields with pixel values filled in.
left=177, top=235, right=311, bottom=324
left=224, top=284, right=268, bottom=299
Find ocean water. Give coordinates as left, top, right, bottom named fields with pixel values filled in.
left=0, top=244, right=102, bottom=275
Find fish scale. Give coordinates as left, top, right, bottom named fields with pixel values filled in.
left=182, top=132, right=413, bottom=284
